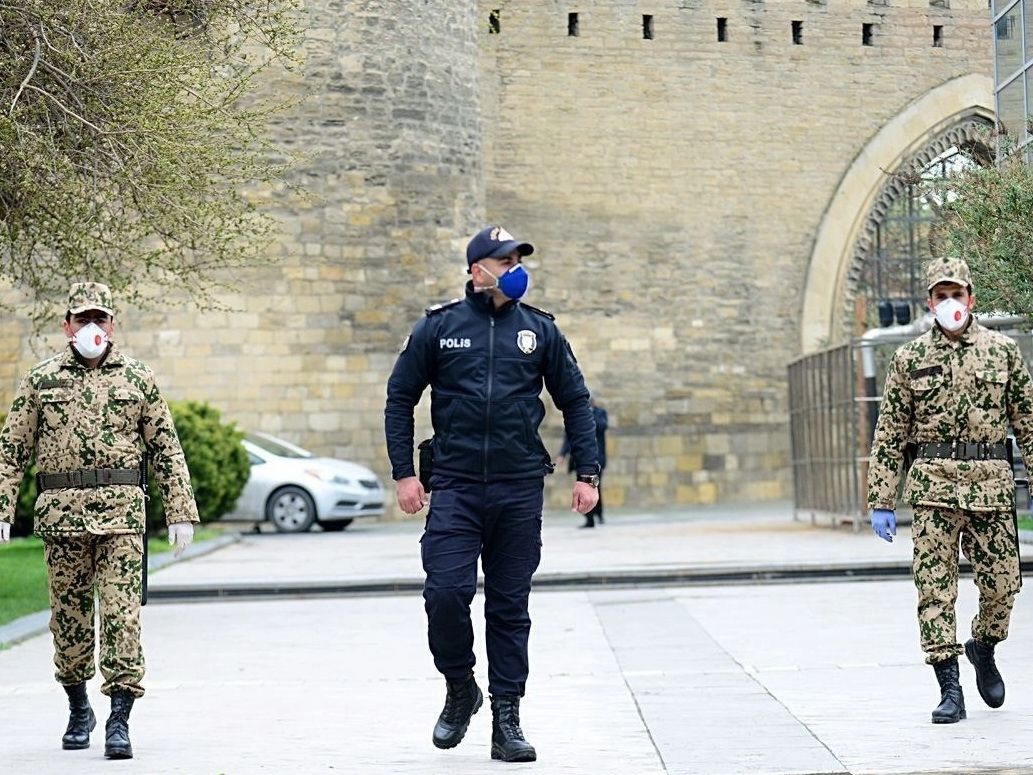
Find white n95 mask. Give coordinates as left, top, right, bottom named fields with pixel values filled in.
left=934, top=298, right=969, bottom=332
left=71, top=323, right=109, bottom=359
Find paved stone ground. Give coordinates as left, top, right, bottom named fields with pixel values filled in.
left=2, top=578, right=1032, bottom=774
left=3, top=505, right=1032, bottom=774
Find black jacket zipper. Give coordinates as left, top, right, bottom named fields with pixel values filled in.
left=483, top=315, right=496, bottom=481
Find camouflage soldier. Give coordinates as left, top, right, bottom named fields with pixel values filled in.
left=0, top=283, right=199, bottom=758
left=867, top=258, right=1031, bottom=724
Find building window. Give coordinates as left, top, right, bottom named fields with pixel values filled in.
left=933, top=24, right=943, bottom=47
left=994, top=6, right=1022, bottom=78
left=792, top=20, right=804, bottom=45
left=568, top=12, right=579, bottom=37
left=717, top=17, right=728, bottom=42
left=643, top=14, right=654, bottom=40
left=488, top=9, right=501, bottom=34
left=995, top=14, right=1016, bottom=39
left=992, top=0, right=1032, bottom=158
left=863, top=23, right=874, bottom=46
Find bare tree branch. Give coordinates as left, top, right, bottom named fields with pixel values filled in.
left=8, top=28, right=40, bottom=116
left=0, top=0, right=302, bottom=326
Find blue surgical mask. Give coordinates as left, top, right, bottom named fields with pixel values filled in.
left=482, top=264, right=531, bottom=300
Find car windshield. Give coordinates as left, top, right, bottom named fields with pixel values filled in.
left=246, top=434, right=312, bottom=459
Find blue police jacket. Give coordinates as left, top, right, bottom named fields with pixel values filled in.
left=385, top=282, right=600, bottom=482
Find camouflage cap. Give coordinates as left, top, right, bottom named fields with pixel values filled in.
left=67, top=282, right=115, bottom=316
left=925, top=257, right=972, bottom=293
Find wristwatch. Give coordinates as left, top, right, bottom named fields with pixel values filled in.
left=576, top=474, right=600, bottom=487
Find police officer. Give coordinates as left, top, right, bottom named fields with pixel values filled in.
left=558, top=396, right=608, bottom=528
left=385, top=226, right=600, bottom=763
left=868, top=257, right=1032, bottom=724
left=0, top=282, right=199, bottom=758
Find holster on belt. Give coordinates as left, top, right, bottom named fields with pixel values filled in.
left=418, top=438, right=434, bottom=494
left=903, top=442, right=917, bottom=475
left=1007, top=438, right=1025, bottom=589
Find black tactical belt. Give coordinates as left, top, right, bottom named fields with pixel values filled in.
left=37, top=468, right=142, bottom=491
left=916, top=442, right=1008, bottom=461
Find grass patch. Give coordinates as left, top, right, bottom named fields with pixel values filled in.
left=0, top=527, right=223, bottom=628
left=0, top=537, right=50, bottom=627
left=1019, top=517, right=1033, bottom=532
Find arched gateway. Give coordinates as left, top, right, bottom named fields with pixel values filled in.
left=801, top=75, right=995, bottom=352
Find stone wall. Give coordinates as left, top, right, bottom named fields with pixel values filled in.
left=0, top=0, right=995, bottom=515
left=476, top=0, right=992, bottom=509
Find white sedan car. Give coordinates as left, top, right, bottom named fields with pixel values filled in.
left=231, top=432, right=385, bottom=533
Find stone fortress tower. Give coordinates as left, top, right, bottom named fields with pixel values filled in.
left=0, top=0, right=995, bottom=514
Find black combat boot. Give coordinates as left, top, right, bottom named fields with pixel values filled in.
left=104, top=691, right=135, bottom=759
left=931, top=657, right=966, bottom=724
left=965, top=638, right=1005, bottom=708
left=432, top=673, right=482, bottom=749
left=490, top=695, right=536, bottom=762
left=61, top=682, right=96, bottom=750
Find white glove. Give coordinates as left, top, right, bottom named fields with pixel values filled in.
left=0, top=522, right=10, bottom=543
left=168, top=523, right=194, bottom=558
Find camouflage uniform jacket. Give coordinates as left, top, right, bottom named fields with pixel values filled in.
left=0, top=345, right=199, bottom=535
left=867, top=321, right=1033, bottom=512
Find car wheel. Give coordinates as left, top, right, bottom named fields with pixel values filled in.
left=267, top=486, right=317, bottom=533
left=318, top=519, right=353, bottom=532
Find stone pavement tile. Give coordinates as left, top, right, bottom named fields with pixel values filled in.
left=591, top=591, right=846, bottom=775
left=0, top=591, right=663, bottom=775
left=762, top=663, right=1033, bottom=775
left=667, top=582, right=920, bottom=672
left=671, top=580, right=1033, bottom=774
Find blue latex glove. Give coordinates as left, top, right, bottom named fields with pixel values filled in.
left=870, top=509, right=896, bottom=542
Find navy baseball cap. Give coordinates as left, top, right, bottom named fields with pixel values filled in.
left=466, top=226, right=534, bottom=266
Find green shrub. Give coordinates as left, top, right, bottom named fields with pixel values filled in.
left=0, top=401, right=249, bottom=535
left=146, top=401, right=250, bottom=532
left=0, top=412, right=37, bottom=538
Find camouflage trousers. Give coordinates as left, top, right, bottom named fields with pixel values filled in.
left=912, top=506, right=1021, bottom=664
left=43, top=534, right=145, bottom=698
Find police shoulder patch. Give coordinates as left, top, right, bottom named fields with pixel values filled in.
left=424, top=298, right=462, bottom=316
left=520, top=302, right=555, bottom=320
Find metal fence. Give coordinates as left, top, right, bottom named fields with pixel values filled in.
left=788, top=319, right=1033, bottom=530
left=788, top=343, right=865, bottom=529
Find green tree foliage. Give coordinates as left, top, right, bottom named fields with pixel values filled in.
left=0, top=0, right=301, bottom=323
left=146, top=400, right=250, bottom=531
left=925, top=133, right=1033, bottom=316
left=0, top=400, right=250, bottom=535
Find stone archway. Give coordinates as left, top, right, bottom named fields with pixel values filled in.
left=800, top=74, right=995, bottom=352
left=839, top=118, right=994, bottom=334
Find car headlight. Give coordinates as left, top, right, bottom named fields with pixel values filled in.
left=304, top=468, right=352, bottom=486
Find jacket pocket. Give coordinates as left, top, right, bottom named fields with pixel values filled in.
left=488, top=402, right=536, bottom=473
left=974, top=369, right=1007, bottom=410
left=909, top=373, right=947, bottom=426
left=38, top=388, right=74, bottom=432
left=104, top=387, right=145, bottom=436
